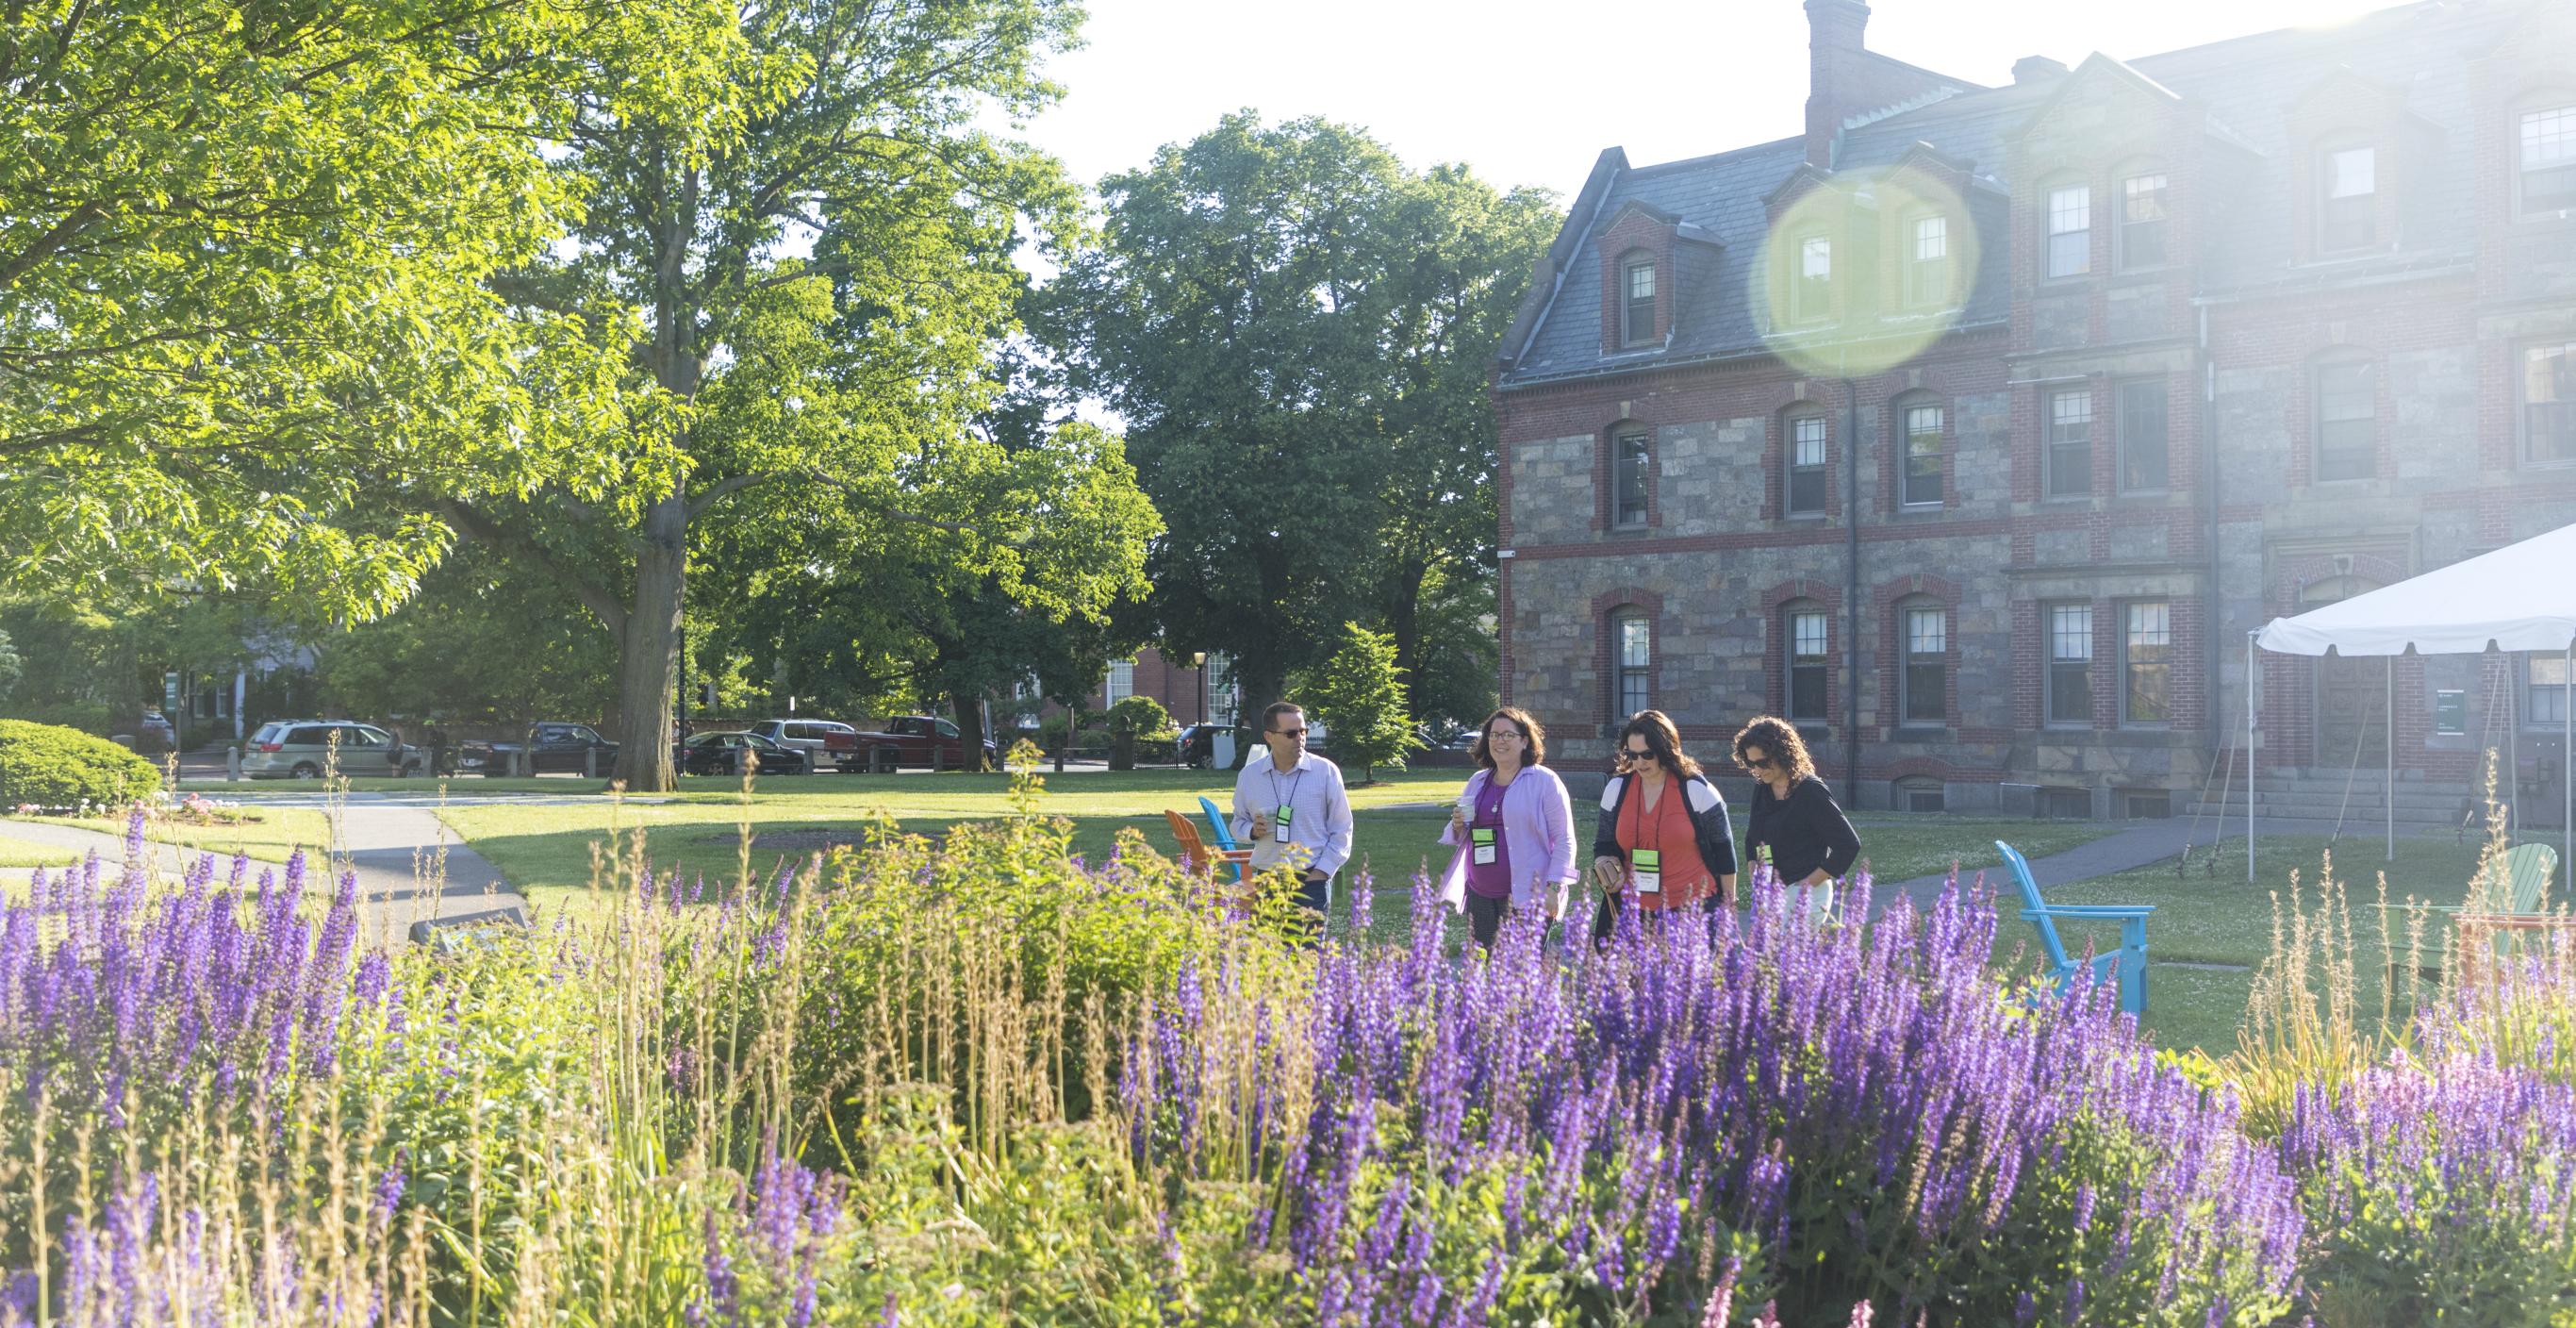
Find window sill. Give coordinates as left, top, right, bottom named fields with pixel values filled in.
left=1607, top=523, right=1652, bottom=538
left=2040, top=723, right=2093, bottom=734
left=2038, top=274, right=2092, bottom=289
left=1783, top=511, right=1831, bottom=523
left=2040, top=493, right=2094, bottom=505
left=1892, top=725, right=1954, bottom=740
left=1897, top=502, right=1945, bottom=515
left=2520, top=458, right=2576, bottom=472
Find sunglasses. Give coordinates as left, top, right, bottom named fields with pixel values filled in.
left=1742, top=755, right=1775, bottom=770
left=1620, top=747, right=1653, bottom=760
left=1271, top=727, right=1307, bottom=738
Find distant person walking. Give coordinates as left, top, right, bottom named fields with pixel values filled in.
left=1589, top=710, right=1738, bottom=943
left=1733, top=716, right=1860, bottom=909
left=1230, top=701, right=1354, bottom=941
left=1438, top=707, right=1577, bottom=951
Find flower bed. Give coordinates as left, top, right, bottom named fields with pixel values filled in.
left=0, top=791, right=2564, bottom=1324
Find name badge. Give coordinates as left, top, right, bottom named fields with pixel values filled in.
left=1274, top=803, right=1294, bottom=831
left=1631, top=848, right=1661, bottom=896
left=1471, top=826, right=1497, bottom=866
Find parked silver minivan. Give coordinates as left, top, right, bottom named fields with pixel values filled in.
left=242, top=720, right=422, bottom=779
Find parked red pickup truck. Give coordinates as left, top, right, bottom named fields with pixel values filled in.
left=850, top=716, right=999, bottom=771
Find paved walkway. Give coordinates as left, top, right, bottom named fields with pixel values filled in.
left=2, top=793, right=532, bottom=946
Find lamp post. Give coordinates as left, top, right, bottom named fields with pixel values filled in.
left=1191, top=652, right=1208, bottom=723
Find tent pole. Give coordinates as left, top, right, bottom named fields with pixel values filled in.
left=2565, top=641, right=2571, bottom=896
left=2248, top=631, right=2258, bottom=884
left=2386, top=654, right=2396, bottom=863
left=2512, top=653, right=2521, bottom=844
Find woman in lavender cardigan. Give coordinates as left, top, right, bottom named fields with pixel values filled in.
left=1438, top=707, right=1579, bottom=951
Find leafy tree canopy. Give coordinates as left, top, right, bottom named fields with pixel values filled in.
left=0, top=0, right=724, bottom=619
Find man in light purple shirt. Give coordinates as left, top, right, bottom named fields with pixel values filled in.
left=1230, top=701, right=1354, bottom=940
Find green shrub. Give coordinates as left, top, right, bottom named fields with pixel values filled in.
left=1104, top=695, right=1175, bottom=740
left=0, top=700, right=113, bottom=736
left=0, top=719, right=161, bottom=807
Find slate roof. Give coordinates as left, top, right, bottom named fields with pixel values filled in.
left=1499, top=0, right=2537, bottom=390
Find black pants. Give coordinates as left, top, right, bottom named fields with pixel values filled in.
left=1294, top=871, right=1334, bottom=945
left=1591, top=888, right=1730, bottom=945
left=1464, top=891, right=1511, bottom=949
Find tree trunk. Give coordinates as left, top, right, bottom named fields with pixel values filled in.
left=1230, top=652, right=1288, bottom=770
left=611, top=493, right=686, bottom=791
left=1384, top=558, right=1427, bottom=702
left=949, top=689, right=991, bottom=772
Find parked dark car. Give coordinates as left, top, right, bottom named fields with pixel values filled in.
left=457, top=722, right=619, bottom=776
left=1177, top=723, right=1251, bottom=770
left=674, top=730, right=811, bottom=776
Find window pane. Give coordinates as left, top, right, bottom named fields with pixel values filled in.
left=2047, top=389, right=2093, bottom=497
left=1618, top=613, right=1652, bottom=669
left=2530, top=654, right=2571, bottom=726
left=1627, top=262, right=1655, bottom=300
left=1792, top=612, right=1828, bottom=660
left=1907, top=215, right=1949, bottom=307
left=1790, top=611, right=1828, bottom=722
left=2050, top=605, right=2093, bottom=660
left=1789, top=416, right=1826, bottom=513
left=2523, top=106, right=2576, bottom=215
left=2121, top=174, right=2169, bottom=269
left=2048, top=604, right=2093, bottom=724
left=2124, top=602, right=2171, bottom=724
left=1614, top=431, right=1650, bottom=525
left=2320, top=147, right=2376, bottom=250
left=1903, top=404, right=1942, bottom=506
left=2526, top=341, right=2576, bottom=465
left=1905, top=606, right=1948, bottom=721
left=1622, top=670, right=1652, bottom=718
left=2317, top=361, right=2376, bottom=481
left=1796, top=235, right=1832, bottom=320
left=2046, top=185, right=2090, bottom=278
left=2119, top=380, right=2169, bottom=491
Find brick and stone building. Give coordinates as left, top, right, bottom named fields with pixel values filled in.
left=1493, top=0, right=2576, bottom=824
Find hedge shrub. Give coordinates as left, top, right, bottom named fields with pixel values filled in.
left=0, top=720, right=163, bottom=808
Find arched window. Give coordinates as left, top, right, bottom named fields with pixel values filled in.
left=1783, top=602, right=1829, bottom=722
left=1620, top=251, right=1658, bottom=346
left=1903, top=209, right=1950, bottom=307
left=1898, top=598, right=1948, bottom=725
left=2117, top=165, right=2170, bottom=271
left=2519, top=101, right=2576, bottom=218
left=2317, top=140, right=2377, bottom=252
left=2313, top=352, right=2377, bottom=482
left=2042, top=176, right=2091, bottom=279
left=1792, top=230, right=1834, bottom=323
left=1894, top=395, right=1943, bottom=508
left=1610, top=609, right=1653, bottom=719
left=1785, top=410, right=1829, bottom=516
left=1610, top=424, right=1651, bottom=527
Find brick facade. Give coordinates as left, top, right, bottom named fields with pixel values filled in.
left=1492, top=0, right=2576, bottom=819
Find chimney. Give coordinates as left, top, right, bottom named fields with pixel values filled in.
left=1804, top=0, right=1873, bottom=167
left=2012, top=55, right=2069, bottom=84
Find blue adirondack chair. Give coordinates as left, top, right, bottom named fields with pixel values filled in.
left=1197, top=795, right=1247, bottom=886
left=1996, top=839, right=2155, bottom=1018
left=1197, top=796, right=1237, bottom=851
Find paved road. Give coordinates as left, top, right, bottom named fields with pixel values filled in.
left=3, top=792, right=532, bottom=946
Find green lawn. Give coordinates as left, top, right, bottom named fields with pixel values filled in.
left=412, top=767, right=2543, bottom=1056
left=0, top=832, right=85, bottom=870
left=1995, top=832, right=2505, bottom=1056
left=15, top=805, right=339, bottom=864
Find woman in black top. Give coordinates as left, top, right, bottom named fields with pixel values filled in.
left=1731, top=716, right=1860, bottom=888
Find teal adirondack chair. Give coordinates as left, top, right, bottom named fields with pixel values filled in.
left=1996, top=839, right=2155, bottom=1018
left=2457, top=842, right=2564, bottom=966
left=1197, top=795, right=1248, bottom=886
left=1197, top=796, right=1238, bottom=851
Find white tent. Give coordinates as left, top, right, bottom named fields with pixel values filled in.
left=2251, top=522, right=2576, bottom=888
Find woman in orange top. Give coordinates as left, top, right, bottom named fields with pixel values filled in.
left=1587, top=710, right=1739, bottom=942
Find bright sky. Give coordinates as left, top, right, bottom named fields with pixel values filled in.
left=1013, top=0, right=2403, bottom=202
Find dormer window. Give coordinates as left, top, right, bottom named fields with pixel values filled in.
left=2045, top=182, right=2091, bottom=279
left=2521, top=105, right=2575, bottom=218
left=2118, top=173, right=2169, bottom=270
left=2319, top=145, right=2377, bottom=251
left=1622, top=256, right=1658, bottom=346
left=1905, top=212, right=1949, bottom=307
left=1793, top=233, right=1833, bottom=323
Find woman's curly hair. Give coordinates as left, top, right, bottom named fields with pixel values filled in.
left=1731, top=715, right=1816, bottom=786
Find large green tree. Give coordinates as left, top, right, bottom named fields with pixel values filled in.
left=440, top=0, right=1098, bottom=789
left=0, top=0, right=718, bottom=619
left=1045, top=115, right=1557, bottom=745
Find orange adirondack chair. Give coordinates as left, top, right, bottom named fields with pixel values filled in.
left=1164, top=809, right=1255, bottom=894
